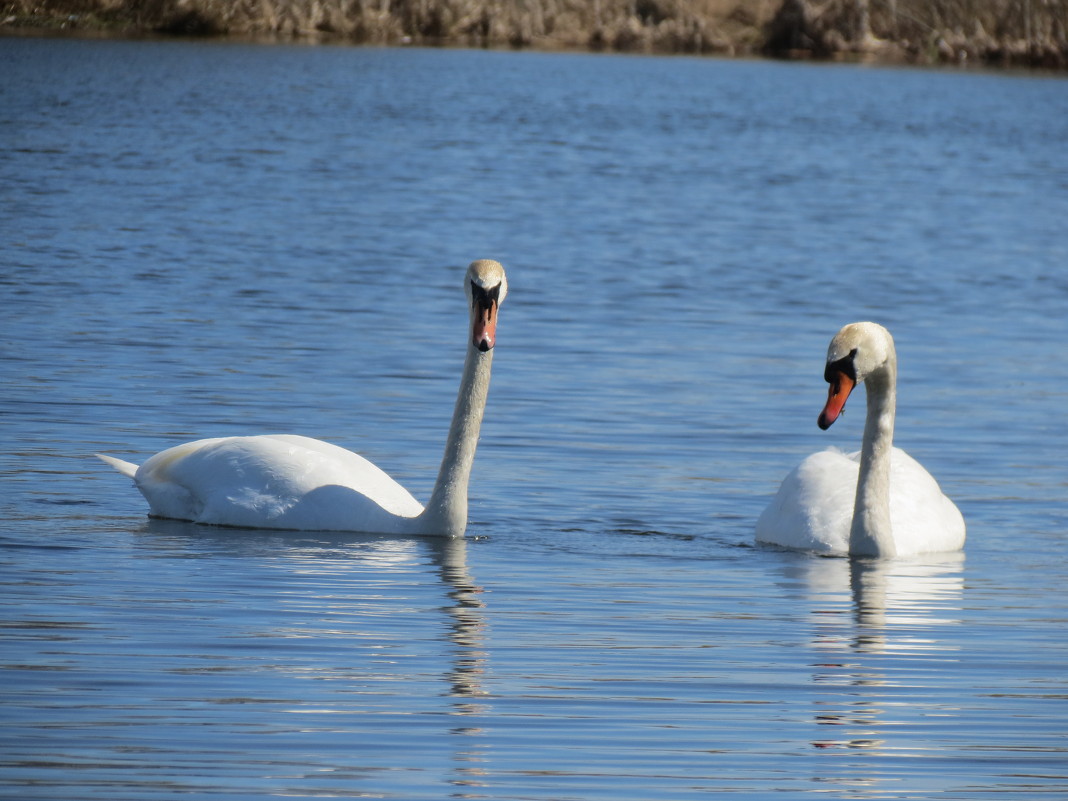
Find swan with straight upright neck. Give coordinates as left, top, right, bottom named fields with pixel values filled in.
left=97, top=259, right=507, bottom=537
left=756, top=322, right=965, bottom=557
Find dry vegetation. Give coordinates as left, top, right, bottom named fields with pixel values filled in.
left=764, top=0, right=1068, bottom=67
left=3, top=0, right=1066, bottom=67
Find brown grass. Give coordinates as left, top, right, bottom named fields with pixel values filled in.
left=2, top=0, right=1065, bottom=68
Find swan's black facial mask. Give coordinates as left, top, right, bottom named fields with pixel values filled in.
left=824, top=349, right=858, bottom=384
left=470, top=282, right=501, bottom=352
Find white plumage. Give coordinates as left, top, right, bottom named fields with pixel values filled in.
left=756, top=446, right=965, bottom=556
left=756, top=322, right=965, bottom=558
left=98, top=260, right=507, bottom=537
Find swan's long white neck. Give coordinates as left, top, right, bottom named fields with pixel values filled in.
left=850, top=356, right=897, bottom=557
left=418, top=344, right=493, bottom=537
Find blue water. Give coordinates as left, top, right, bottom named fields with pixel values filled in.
left=2, top=36, right=1067, bottom=800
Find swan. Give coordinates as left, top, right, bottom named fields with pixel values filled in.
left=755, top=322, right=965, bottom=558
left=97, top=259, right=507, bottom=537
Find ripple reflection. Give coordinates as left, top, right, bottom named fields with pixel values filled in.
left=793, top=554, right=965, bottom=791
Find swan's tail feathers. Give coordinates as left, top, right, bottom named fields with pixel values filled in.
left=96, top=453, right=139, bottom=479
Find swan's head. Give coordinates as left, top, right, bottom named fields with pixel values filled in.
left=465, top=259, right=508, bottom=353
left=818, top=322, right=895, bottom=430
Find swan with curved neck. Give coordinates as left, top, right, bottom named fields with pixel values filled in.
left=97, top=259, right=507, bottom=537
left=756, top=322, right=965, bottom=557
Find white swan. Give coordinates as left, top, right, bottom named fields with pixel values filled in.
left=97, top=259, right=507, bottom=537
left=756, top=322, right=965, bottom=558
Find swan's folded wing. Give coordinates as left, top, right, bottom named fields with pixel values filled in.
left=756, top=449, right=857, bottom=554
left=887, top=448, right=966, bottom=554
left=136, top=435, right=424, bottom=529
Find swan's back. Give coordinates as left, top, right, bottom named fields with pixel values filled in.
left=756, top=449, right=856, bottom=553
left=756, top=447, right=965, bottom=556
left=882, top=447, right=966, bottom=555
left=132, top=434, right=425, bottom=531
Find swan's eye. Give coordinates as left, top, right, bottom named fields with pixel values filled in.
left=824, top=349, right=857, bottom=383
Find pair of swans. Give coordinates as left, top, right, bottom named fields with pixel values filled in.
left=99, top=262, right=964, bottom=558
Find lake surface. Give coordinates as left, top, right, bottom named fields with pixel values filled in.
left=2, top=35, right=1067, bottom=800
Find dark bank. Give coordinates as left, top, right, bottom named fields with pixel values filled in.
left=3, top=0, right=1067, bottom=69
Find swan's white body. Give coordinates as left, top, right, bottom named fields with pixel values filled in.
left=98, top=435, right=425, bottom=532
left=756, top=446, right=964, bottom=556
left=756, top=322, right=965, bottom=558
left=98, top=260, right=507, bottom=537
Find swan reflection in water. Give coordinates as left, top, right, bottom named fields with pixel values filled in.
left=789, top=552, right=965, bottom=789
left=137, top=520, right=490, bottom=784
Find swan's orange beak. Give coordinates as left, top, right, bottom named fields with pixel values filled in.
left=472, top=295, right=498, bottom=352
left=818, top=368, right=855, bottom=430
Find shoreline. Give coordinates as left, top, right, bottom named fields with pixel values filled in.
left=3, top=0, right=1066, bottom=72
